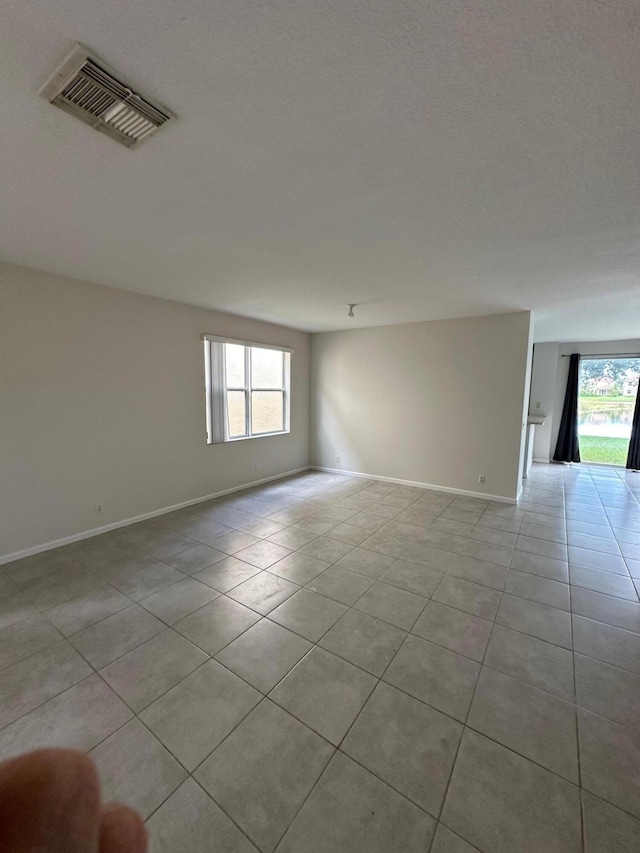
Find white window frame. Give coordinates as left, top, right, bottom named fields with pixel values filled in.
left=203, top=335, right=293, bottom=444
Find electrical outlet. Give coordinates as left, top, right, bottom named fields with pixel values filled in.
left=335, top=455, right=341, bottom=463
left=95, top=503, right=104, bottom=515
left=535, top=402, right=541, bottom=409
left=254, top=465, right=260, bottom=472
left=478, top=475, right=486, bottom=484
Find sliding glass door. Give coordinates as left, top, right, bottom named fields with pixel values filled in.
left=578, top=357, right=640, bottom=465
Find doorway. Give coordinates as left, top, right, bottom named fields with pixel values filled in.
left=578, top=357, right=640, bottom=465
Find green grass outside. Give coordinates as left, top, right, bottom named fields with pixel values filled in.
left=580, top=394, right=634, bottom=404
left=579, top=435, right=629, bottom=465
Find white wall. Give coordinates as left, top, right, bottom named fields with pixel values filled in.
left=529, top=342, right=560, bottom=462
left=0, top=263, right=310, bottom=560
left=311, top=311, right=533, bottom=502
left=529, top=338, right=640, bottom=462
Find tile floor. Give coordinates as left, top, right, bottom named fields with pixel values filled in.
left=2, top=464, right=640, bottom=851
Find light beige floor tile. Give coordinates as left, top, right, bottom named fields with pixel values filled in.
left=497, top=592, right=572, bottom=648
left=571, top=586, right=640, bottom=633
left=147, top=778, right=258, bottom=852
left=268, top=589, right=348, bottom=642
left=100, top=629, right=208, bottom=711
left=510, top=550, right=569, bottom=582
left=379, top=561, right=444, bottom=598
left=342, top=681, right=462, bottom=814
left=567, top=532, right=621, bottom=555
left=227, top=572, right=299, bottom=614
left=276, top=752, right=435, bottom=853
left=0, top=593, right=37, bottom=630
left=400, top=542, right=457, bottom=571
left=174, top=596, right=260, bottom=654
left=97, top=557, right=186, bottom=601
left=328, top=523, right=372, bottom=546
left=578, top=708, right=640, bottom=820
left=570, top=565, right=638, bottom=600
left=383, top=634, right=480, bottom=721
left=573, top=615, right=640, bottom=675
left=234, top=540, right=292, bottom=570
left=197, top=701, right=334, bottom=853
left=412, top=601, right=492, bottom=662
left=516, top=535, right=568, bottom=561
left=432, top=575, right=501, bottom=620
left=140, top=577, right=219, bottom=624
left=91, top=719, right=186, bottom=818
left=0, top=642, right=92, bottom=729
left=484, top=624, right=575, bottom=700
left=441, top=730, right=581, bottom=853
left=0, top=674, right=131, bottom=760
left=430, top=825, right=479, bottom=853
left=319, top=609, right=405, bottom=676
left=360, top=530, right=407, bottom=558
left=163, top=543, right=227, bottom=574
left=140, top=660, right=261, bottom=770
left=268, top=552, right=330, bottom=585
left=45, top=586, right=131, bottom=636
left=582, top=791, right=640, bottom=853
left=299, top=536, right=354, bottom=563
left=194, top=556, right=261, bottom=592
left=575, top=654, right=640, bottom=733
left=447, top=555, right=507, bottom=591
left=212, top=530, right=261, bottom=556
left=354, top=581, right=427, bottom=630
left=270, top=647, right=376, bottom=745
left=469, top=526, right=518, bottom=550
left=505, top=570, right=570, bottom=611
left=468, top=667, right=578, bottom=781
left=216, top=619, right=312, bottom=693
left=334, top=548, right=396, bottom=580
left=69, top=604, right=165, bottom=668
left=26, top=569, right=108, bottom=611
left=0, top=613, right=62, bottom=671
left=569, top=547, right=628, bottom=575
left=305, top=566, right=374, bottom=605
left=268, top=527, right=319, bottom=550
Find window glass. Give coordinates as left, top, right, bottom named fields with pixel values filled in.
left=225, top=344, right=245, bottom=387
left=251, top=347, right=283, bottom=389
left=227, top=390, right=247, bottom=437
left=252, top=391, right=284, bottom=434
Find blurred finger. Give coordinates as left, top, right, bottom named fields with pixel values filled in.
left=99, top=803, right=148, bottom=853
left=0, top=748, right=101, bottom=852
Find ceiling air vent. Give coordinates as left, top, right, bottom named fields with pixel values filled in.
left=39, top=44, right=175, bottom=148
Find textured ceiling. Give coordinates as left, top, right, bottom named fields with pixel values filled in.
left=1, top=0, right=639, bottom=340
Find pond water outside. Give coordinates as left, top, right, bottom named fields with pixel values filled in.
left=578, top=400, right=635, bottom=438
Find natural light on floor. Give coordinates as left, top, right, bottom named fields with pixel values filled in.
left=578, top=357, right=640, bottom=465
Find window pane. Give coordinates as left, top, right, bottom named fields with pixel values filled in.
left=251, top=347, right=283, bottom=389
left=251, top=391, right=284, bottom=433
left=225, top=344, right=245, bottom=388
left=227, top=390, right=247, bottom=437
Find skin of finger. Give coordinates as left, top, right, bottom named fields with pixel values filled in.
left=0, top=748, right=101, bottom=852
left=99, top=804, right=148, bottom=853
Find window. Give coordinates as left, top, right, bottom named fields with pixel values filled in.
left=203, top=335, right=292, bottom=443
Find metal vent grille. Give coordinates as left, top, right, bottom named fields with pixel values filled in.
left=39, top=44, right=175, bottom=148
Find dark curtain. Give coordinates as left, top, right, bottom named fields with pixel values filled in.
left=626, top=387, right=640, bottom=470
left=553, top=353, right=581, bottom=463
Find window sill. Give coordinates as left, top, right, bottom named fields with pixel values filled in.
left=207, top=430, right=290, bottom=445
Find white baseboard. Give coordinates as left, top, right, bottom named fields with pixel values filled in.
left=0, top=466, right=310, bottom=566
left=310, top=466, right=517, bottom=504
left=532, top=457, right=550, bottom=464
